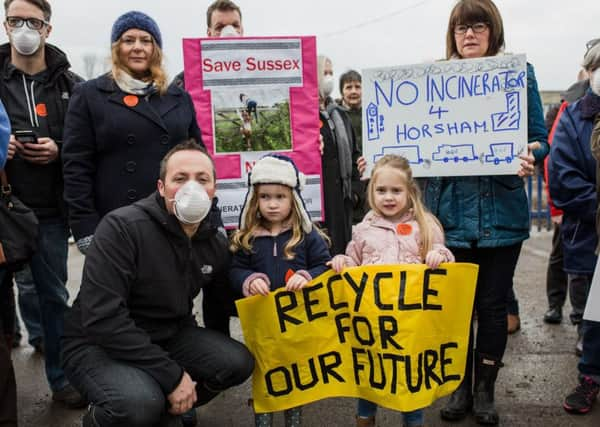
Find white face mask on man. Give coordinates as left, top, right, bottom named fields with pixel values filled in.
left=591, top=69, right=600, bottom=96
left=220, top=25, right=239, bottom=37
left=319, top=75, right=334, bottom=99
left=171, top=180, right=212, bottom=224
left=10, top=26, right=41, bottom=56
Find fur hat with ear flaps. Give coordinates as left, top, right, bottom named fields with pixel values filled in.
left=240, top=155, right=313, bottom=233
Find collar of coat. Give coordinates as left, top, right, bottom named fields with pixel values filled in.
left=132, top=191, right=218, bottom=242
left=94, top=72, right=183, bottom=97
left=0, top=42, right=73, bottom=85
left=580, top=89, right=600, bottom=120
left=363, top=209, right=415, bottom=230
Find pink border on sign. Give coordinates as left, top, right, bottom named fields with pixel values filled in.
left=182, top=36, right=321, bottom=180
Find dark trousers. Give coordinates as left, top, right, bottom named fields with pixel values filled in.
left=202, top=284, right=238, bottom=336
left=579, top=320, right=600, bottom=384
left=451, top=243, right=522, bottom=359
left=546, top=223, right=568, bottom=309
left=63, top=326, right=254, bottom=427
left=0, top=270, right=18, bottom=427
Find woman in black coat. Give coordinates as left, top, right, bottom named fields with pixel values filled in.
left=62, top=11, right=203, bottom=253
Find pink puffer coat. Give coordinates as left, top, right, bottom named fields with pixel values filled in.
left=340, top=210, right=454, bottom=266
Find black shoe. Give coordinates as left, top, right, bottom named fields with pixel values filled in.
left=563, top=376, right=600, bottom=414
left=543, top=307, right=562, bottom=324
left=52, top=384, right=87, bottom=409
left=440, top=381, right=473, bottom=420
left=181, top=408, right=197, bottom=427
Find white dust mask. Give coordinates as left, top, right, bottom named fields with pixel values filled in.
left=220, top=25, right=240, bottom=37
left=172, top=181, right=211, bottom=224
left=11, top=26, right=41, bottom=56
left=591, top=69, right=600, bottom=96
left=319, top=75, right=334, bottom=98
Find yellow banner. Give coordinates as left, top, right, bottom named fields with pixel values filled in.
left=236, top=263, right=478, bottom=413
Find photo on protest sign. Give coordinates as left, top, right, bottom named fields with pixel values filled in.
left=212, top=87, right=291, bottom=153
left=183, top=37, right=322, bottom=228
left=362, top=54, right=528, bottom=177
left=236, top=263, right=478, bottom=413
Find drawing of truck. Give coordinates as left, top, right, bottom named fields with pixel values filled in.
left=431, top=144, right=478, bottom=163
left=485, top=142, right=515, bottom=164
left=373, top=145, right=423, bottom=165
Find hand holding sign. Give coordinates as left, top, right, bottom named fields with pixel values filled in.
left=517, top=141, right=541, bottom=177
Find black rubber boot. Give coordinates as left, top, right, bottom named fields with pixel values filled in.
left=440, top=349, right=473, bottom=420
left=473, top=352, right=502, bottom=425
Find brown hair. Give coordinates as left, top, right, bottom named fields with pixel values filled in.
left=110, top=37, right=168, bottom=94
left=206, top=0, right=242, bottom=28
left=159, top=139, right=214, bottom=181
left=445, top=0, right=505, bottom=59
left=339, top=69, right=361, bottom=95
left=4, top=0, right=51, bottom=21
left=367, top=155, right=443, bottom=260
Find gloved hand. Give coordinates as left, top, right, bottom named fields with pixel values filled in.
left=76, top=235, right=94, bottom=255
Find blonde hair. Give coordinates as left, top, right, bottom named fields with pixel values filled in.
left=110, top=38, right=168, bottom=94
left=231, top=184, right=330, bottom=259
left=367, top=154, right=442, bottom=260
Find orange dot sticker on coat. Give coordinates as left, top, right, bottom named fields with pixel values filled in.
left=396, top=223, right=413, bottom=235
left=35, top=103, right=47, bottom=117
left=285, top=269, right=295, bottom=283
left=319, top=120, right=323, bottom=129
left=123, top=95, right=139, bottom=107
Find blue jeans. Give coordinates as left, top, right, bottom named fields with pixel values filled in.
left=357, top=399, right=424, bottom=426
left=63, top=326, right=254, bottom=427
left=579, top=320, right=600, bottom=384
left=14, top=265, right=43, bottom=346
left=28, top=218, right=70, bottom=391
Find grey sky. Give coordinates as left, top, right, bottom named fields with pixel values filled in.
left=5, top=1, right=597, bottom=93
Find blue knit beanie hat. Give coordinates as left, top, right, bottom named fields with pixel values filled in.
left=111, top=11, right=162, bottom=48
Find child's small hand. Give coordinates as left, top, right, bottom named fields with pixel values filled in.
left=248, top=278, right=270, bottom=296
left=285, top=273, right=308, bottom=291
left=425, top=250, right=445, bottom=269
left=327, top=255, right=347, bottom=273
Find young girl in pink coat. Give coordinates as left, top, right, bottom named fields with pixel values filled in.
left=329, top=154, right=454, bottom=427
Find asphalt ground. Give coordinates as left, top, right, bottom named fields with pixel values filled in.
left=10, top=230, right=600, bottom=426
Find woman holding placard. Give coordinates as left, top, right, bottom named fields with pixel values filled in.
left=420, top=1, right=548, bottom=425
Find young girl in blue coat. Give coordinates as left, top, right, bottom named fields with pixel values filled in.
left=230, top=154, right=331, bottom=427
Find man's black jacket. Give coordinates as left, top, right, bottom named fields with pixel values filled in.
left=62, top=192, right=231, bottom=394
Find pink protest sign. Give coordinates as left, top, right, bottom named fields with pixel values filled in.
left=183, top=36, right=322, bottom=228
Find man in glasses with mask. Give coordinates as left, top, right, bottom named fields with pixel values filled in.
left=0, top=0, right=84, bottom=408
left=61, top=140, right=254, bottom=427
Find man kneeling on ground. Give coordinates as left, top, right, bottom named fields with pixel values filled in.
left=61, top=140, right=254, bottom=427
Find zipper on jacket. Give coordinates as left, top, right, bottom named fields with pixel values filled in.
left=273, top=236, right=279, bottom=285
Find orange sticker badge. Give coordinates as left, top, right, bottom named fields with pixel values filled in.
left=319, top=120, right=323, bottom=129
left=35, top=103, right=47, bottom=117
left=396, top=223, right=413, bottom=235
left=285, top=269, right=295, bottom=283
left=123, top=95, right=139, bottom=107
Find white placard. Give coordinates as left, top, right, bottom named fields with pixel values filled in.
left=362, top=54, right=528, bottom=177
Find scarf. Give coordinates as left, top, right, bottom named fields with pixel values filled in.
left=113, top=69, right=157, bottom=96
left=324, top=104, right=353, bottom=200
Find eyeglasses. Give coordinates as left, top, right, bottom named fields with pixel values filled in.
left=454, top=22, right=489, bottom=35
left=586, top=38, right=600, bottom=53
left=5, top=16, right=48, bottom=30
